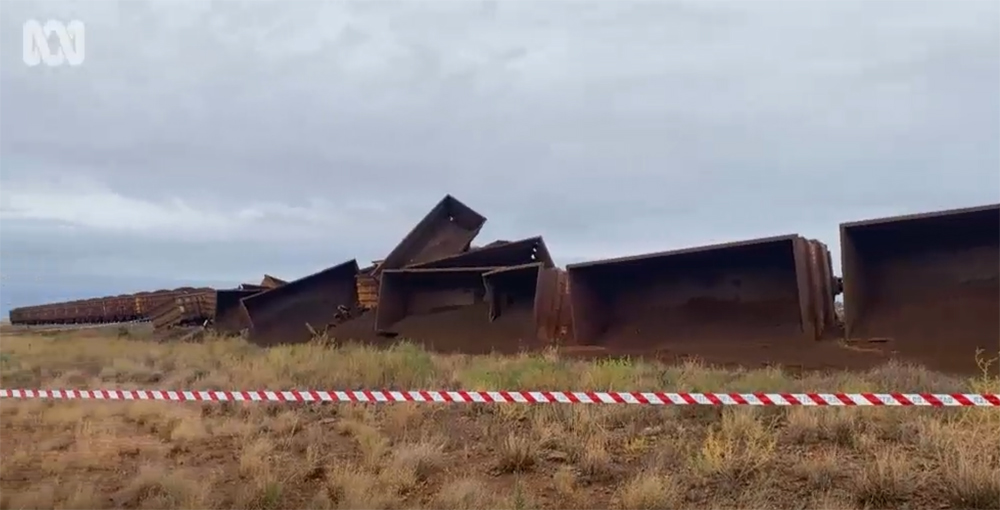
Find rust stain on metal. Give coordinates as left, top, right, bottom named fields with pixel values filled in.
left=242, top=260, right=360, bottom=347
left=372, top=195, right=487, bottom=278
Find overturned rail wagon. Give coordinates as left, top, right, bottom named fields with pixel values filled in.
left=483, top=263, right=573, bottom=345
left=840, top=204, right=1000, bottom=374
left=375, top=267, right=499, bottom=332
left=213, top=289, right=262, bottom=335
left=567, top=235, right=837, bottom=349
left=408, top=236, right=555, bottom=270
left=242, top=260, right=360, bottom=347
left=372, top=264, right=570, bottom=353
left=150, top=292, right=217, bottom=330
left=371, top=195, right=487, bottom=279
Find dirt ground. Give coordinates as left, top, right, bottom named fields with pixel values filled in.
left=1, top=325, right=999, bottom=510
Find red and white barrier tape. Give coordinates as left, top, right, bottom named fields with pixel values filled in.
left=1, top=389, right=999, bottom=406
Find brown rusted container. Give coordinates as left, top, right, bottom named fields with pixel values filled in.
left=791, top=238, right=840, bottom=342
left=242, top=260, right=360, bottom=346
left=213, top=289, right=260, bottom=335
left=372, top=195, right=487, bottom=279
left=150, top=291, right=216, bottom=330
left=8, top=307, right=25, bottom=325
left=356, top=273, right=380, bottom=309
left=81, top=298, right=105, bottom=323
left=375, top=267, right=500, bottom=332
left=409, top=236, right=555, bottom=270
left=482, top=264, right=572, bottom=345
left=134, top=291, right=153, bottom=318
left=567, top=234, right=838, bottom=349
left=840, top=204, right=1000, bottom=374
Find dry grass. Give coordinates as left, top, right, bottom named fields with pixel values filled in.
left=1, top=325, right=998, bottom=509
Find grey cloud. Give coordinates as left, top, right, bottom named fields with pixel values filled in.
left=1, top=0, right=997, bottom=316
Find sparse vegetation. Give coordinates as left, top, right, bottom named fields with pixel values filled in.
left=1, top=325, right=998, bottom=509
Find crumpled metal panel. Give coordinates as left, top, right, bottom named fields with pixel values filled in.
left=242, top=260, right=360, bottom=346
left=372, top=195, right=487, bottom=279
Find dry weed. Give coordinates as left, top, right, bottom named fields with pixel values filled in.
left=612, top=471, right=684, bottom=510
left=495, top=433, right=537, bottom=473
left=851, top=448, right=920, bottom=508
left=1, top=330, right=997, bottom=510
left=692, top=408, right=777, bottom=482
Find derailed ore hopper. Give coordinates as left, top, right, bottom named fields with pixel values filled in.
left=840, top=204, right=1000, bottom=374
left=371, top=195, right=487, bottom=279
left=242, top=260, right=360, bottom=346
left=483, top=263, right=573, bottom=345
left=407, top=236, right=555, bottom=270
left=567, top=235, right=838, bottom=349
left=213, top=289, right=262, bottom=336
left=149, top=290, right=217, bottom=330
left=370, top=267, right=507, bottom=353
left=214, top=276, right=290, bottom=336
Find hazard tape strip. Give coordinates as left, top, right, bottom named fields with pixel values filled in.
left=1, top=389, right=999, bottom=406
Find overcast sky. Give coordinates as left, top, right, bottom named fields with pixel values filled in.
left=1, top=0, right=998, bottom=314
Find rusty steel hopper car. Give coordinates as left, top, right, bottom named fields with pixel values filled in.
left=213, top=288, right=263, bottom=335
left=567, top=234, right=838, bottom=351
left=149, top=291, right=217, bottom=330
left=840, top=204, right=1000, bottom=374
left=482, top=263, right=573, bottom=346
left=371, top=195, right=487, bottom=279
left=242, top=260, right=360, bottom=347
left=407, top=236, right=555, bottom=270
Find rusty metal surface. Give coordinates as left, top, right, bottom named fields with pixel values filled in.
left=375, top=267, right=500, bottom=331
left=372, top=195, right=487, bottom=278
left=410, top=236, right=555, bottom=270
left=7, top=287, right=218, bottom=326
left=568, top=234, right=801, bottom=270
left=151, top=292, right=216, bottom=330
left=356, top=274, right=380, bottom=310
left=567, top=235, right=816, bottom=348
left=260, top=275, right=287, bottom=289
left=791, top=238, right=838, bottom=342
left=839, top=203, right=1000, bottom=229
left=840, top=204, right=1000, bottom=372
left=213, top=289, right=260, bottom=335
left=534, top=268, right=573, bottom=344
left=243, top=260, right=360, bottom=346
left=479, top=263, right=572, bottom=345
left=482, top=263, right=544, bottom=322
